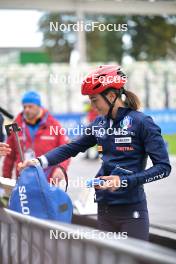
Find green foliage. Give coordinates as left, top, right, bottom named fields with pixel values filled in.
left=39, top=13, right=76, bottom=62
left=86, top=15, right=125, bottom=63
left=127, top=16, right=176, bottom=61
left=38, top=13, right=176, bottom=63
left=163, top=134, right=176, bottom=155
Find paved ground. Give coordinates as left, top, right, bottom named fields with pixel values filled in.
left=67, top=154, right=176, bottom=229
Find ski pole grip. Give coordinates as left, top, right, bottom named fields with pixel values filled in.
left=5, top=123, right=24, bottom=162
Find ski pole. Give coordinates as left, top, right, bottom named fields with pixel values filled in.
left=5, top=123, right=24, bottom=162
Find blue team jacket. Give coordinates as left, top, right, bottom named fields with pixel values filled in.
left=45, top=107, right=171, bottom=205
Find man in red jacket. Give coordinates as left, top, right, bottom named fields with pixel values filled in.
left=3, top=91, right=70, bottom=182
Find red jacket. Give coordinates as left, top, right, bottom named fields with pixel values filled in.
left=87, top=107, right=98, bottom=123
left=3, top=109, right=70, bottom=180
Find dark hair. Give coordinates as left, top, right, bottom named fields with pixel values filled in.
left=101, top=88, right=141, bottom=111
left=123, top=90, right=140, bottom=110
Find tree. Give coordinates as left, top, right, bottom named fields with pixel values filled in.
left=39, top=13, right=76, bottom=62
left=127, top=16, right=176, bottom=61
left=38, top=13, right=176, bottom=62
left=86, top=15, right=125, bottom=63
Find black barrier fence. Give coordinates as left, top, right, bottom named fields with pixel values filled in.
left=0, top=209, right=176, bottom=264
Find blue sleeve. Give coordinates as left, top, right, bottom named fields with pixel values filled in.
left=45, top=124, right=97, bottom=166
left=115, top=116, right=171, bottom=188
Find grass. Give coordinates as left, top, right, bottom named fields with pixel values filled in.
left=163, top=134, right=176, bottom=155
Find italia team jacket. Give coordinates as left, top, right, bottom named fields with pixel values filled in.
left=44, top=107, right=171, bottom=204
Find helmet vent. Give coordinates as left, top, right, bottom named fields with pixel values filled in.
left=93, top=83, right=101, bottom=90
left=94, top=74, right=106, bottom=80
left=117, top=70, right=126, bottom=78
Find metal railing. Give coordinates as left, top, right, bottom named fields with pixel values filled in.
left=72, top=213, right=176, bottom=250
left=0, top=208, right=176, bottom=264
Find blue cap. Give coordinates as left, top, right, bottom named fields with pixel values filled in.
left=22, top=91, right=41, bottom=106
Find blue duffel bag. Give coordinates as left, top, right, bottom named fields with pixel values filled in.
left=8, top=165, right=73, bottom=223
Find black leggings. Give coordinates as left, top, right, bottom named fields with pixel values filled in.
left=98, top=200, right=149, bottom=241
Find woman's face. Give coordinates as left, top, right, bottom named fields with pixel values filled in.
left=89, top=94, right=110, bottom=116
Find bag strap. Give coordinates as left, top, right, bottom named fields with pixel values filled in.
left=58, top=166, right=68, bottom=192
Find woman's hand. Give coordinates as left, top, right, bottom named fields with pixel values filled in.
left=95, top=175, right=121, bottom=192
left=0, top=143, right=11, bottom=156
left=17, top=159, right=40, bottom=172
left=51, top=167, right=65, bottom=182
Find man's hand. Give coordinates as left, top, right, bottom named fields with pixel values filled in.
left=95, top=175, right=121, bottom=192
left=0, top=143, right=11, bottom=156
left=17, top=159, right=40, bottom=172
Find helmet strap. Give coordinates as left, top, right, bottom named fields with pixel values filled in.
left=101, top=88, right=124, bottom=119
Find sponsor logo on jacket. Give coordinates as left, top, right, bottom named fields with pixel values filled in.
left=115, top=137, right=132, bottom=143
left=145, top=172, right=165, bottom=183
left=120, top=116, right=133, bottom=129
left=116, top=146, right=134, bottom=152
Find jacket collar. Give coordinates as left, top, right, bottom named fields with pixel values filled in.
left=106, top=107, right=132, bottom=125
left=18, top=109, right=49, bottom=127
